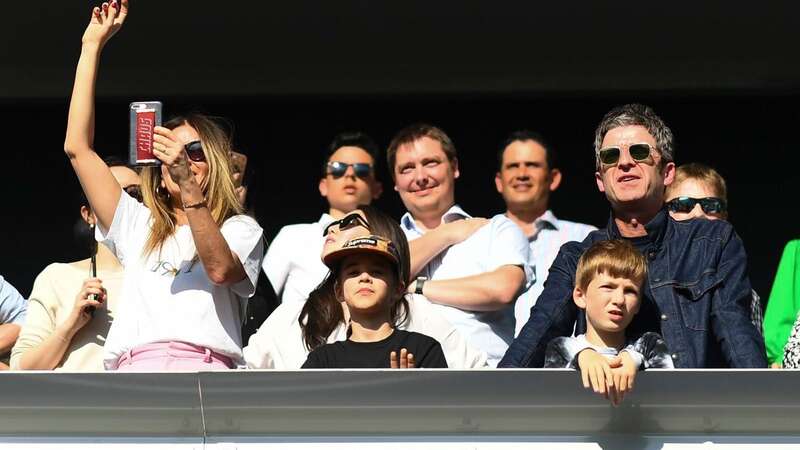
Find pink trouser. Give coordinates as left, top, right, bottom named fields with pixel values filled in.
left=116, top=341, right=234, bottom=371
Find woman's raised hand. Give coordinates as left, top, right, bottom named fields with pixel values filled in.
left=82, top=0, right=129, bottom=48
left=152, top=127, right=194, bottom=185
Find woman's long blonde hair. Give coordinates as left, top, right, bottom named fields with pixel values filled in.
left=140, top=113, right=243, bottom=258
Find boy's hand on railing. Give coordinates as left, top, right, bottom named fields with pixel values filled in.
left=609, top=351, right=638, bottom=406
left=577, top=349, right=615, bottom=398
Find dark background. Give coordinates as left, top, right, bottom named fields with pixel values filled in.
left=0, top=2, right=798, bottom=301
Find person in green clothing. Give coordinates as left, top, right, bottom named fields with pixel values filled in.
left=763, top=240, right=800, bottom=367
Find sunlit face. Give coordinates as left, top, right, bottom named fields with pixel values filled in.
left=393, top=137, right=459, bottom=219
left=319, top=146, right=381, bottom=215
left=666, top=179, right=725, bottom=221
left=160, top=123, right=209, bottom=199
left=595, top=125, right=674, bottom=211
left=321, top=209, right=370, bottom=259
left=574, top=272, right=641, bottom=335
left=337, top=253, right=396, bottom=316
left=495, top=140, right=560, bottom=210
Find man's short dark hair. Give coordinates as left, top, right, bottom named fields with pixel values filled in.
left=497, top=130, right=556, bottom=171
left=386, top=124, right=457, bottom=179
left=593, top=103, right=675, bottom=169
left=323, top=131, right=381, bottom=175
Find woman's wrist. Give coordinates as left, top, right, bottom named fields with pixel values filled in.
left=54, top=323, right=78, bottom=343
left=176, top=172, right=200, bottom=189
left=81, top=41, right=104, bottom=54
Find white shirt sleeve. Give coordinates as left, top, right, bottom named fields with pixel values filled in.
left=95, top=191, right=151, bottom=266
left=243, top=301, right=307, bottom=369
left=488, top=216, right=534, bottom=285
left=0, top=275, right=26, bottom=325
left=405, top=294, right=488, bottom=368
left=220, top=215, right=264, bottom=299
left=262, top=226, right=293, bottom=299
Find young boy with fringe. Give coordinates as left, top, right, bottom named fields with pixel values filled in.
left=545, top=239, right=673, bottom=405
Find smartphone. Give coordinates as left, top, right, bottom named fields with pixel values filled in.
left=129, top=101, right=163, bottom=166
left=88, top=223, right=98, bottom=316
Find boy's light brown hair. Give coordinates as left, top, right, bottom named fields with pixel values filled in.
left=575, top=240, right=648, bottom=292
left=666, top=163, right=728, bottom=204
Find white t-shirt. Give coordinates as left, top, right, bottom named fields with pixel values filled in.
left=262, top=214, right=333, bottom=305
left=400, top=206, right=533, bottom=367
left=243, top=293, right=488, bottom=369
left=99, top=192, right=264, bottom=369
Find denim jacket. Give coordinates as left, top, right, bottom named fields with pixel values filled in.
left=499, top=208, right=767, bottom=368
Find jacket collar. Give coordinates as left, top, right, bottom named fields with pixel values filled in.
left=606, top=207, right=669, bottom=248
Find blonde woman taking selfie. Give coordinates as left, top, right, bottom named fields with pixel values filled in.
left=64, top=0, right=263, bottom=370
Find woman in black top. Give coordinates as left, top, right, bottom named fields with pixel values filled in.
left=302, top=235, right=447, bottom=369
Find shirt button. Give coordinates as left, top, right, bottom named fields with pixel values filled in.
left=661, top=314, right=668, bottom=321
left=671, top=353, right=679, bottom=360
left=648, top=251, right=657, bottom=260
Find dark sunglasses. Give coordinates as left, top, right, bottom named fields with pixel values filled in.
left=184, top=141, right=206, bottom=163
left=598, top=143, right=654, bottom=165
left=322, top=213, right=370, bottom=237
left=123, top=184, right=143, bottom=203
left=326, top=161, right=372, bottom=179
left=666, top=196, right=727, bottom=215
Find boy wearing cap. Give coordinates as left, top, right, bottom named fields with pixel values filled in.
left=545, top=240, right=673, bottom=405
left=302, top=236, right=448, bottom=368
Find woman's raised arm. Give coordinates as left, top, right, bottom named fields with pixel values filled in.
left=64, top=1, right=129, bottom=230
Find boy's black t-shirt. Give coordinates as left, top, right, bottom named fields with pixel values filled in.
left=302, top=329, right=448, bottom=368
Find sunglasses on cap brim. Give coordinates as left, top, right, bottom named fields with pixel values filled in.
left=322, top=213, right=371, bottom=237
left=598, top=143, right=654, bottom=165
left=326, top=161, right=372, bottom=179
left=666, top=196, right=727, bottom=215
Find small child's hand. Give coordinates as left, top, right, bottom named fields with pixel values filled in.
left=577, top=349, right=616, bottom=398
left=609, top=351, right=639, bottom=406
left=389, top=348, right=416, bottom=369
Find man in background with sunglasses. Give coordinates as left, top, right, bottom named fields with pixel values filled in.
left=494, top=130, right=597, bottom=336
left=262, top=132, right=383, bottom=305
left=389, top=123, right=532, bottom=367
left=501, top=103, right=766, bottom=369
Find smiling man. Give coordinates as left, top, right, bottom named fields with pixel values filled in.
left=500, top=104, right=766, bottom=368
left=388, top=123, right=532, bottom=366
left=263, top=132, right=383, bottom=305
left=494, top=131, right=596, bottom=335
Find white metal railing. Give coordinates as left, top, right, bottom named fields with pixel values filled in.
left=1, top=370, right=799, bottom=449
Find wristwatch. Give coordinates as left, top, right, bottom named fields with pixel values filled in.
left=414, top=276, right=428, bottom=295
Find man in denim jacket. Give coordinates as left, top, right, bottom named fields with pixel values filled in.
left=500, top=104, right=766, bottom=368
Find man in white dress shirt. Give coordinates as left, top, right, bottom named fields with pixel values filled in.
left=494, top=130, right=597, bottom=336
left=388, top=123, right=532, bottom=366
left=262, top=132, right=383, bottom=304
